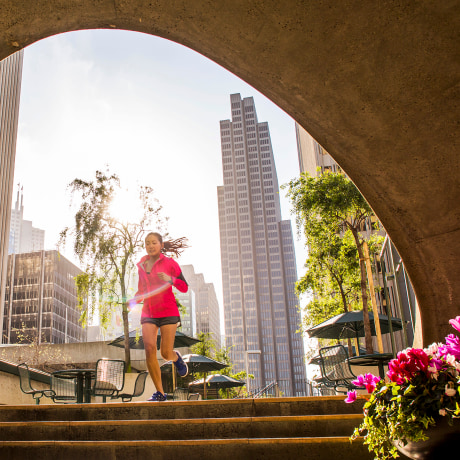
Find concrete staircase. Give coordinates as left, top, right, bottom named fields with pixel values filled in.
left=0, top=396, right=374, bottom=460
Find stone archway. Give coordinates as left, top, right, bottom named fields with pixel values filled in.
left=0, top=1, right=458, bottom=344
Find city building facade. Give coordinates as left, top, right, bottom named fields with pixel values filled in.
left=174, top=283, right=196, bottom=338
left=218, top=94, right=305, bottom=396
left=0, top=50, right=24, bottom=336
left=181, top=264, right=220, bottom=346
left=295, top=122, right=342, bottom=177
left=2, top=250, right=86, bottom=345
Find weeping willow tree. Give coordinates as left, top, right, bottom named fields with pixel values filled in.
left=60, top=169, right=166, bottom=371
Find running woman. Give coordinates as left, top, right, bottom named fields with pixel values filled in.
left=131, top=232, right=189, bottom=401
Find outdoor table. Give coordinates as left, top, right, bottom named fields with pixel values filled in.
left=52, top=369, right=95, bottom=403
left=347, top=353, right=393, bottom=379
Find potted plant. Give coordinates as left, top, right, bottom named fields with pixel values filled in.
left=345, top=316, right=460, bottom=459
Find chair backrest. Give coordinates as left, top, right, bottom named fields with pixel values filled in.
left=319, top=345, right=356, bottom=383
left=173, top=387, right=189, bottom=400
left=17, top=363, right=34, bottom=394
left=51, top=375, right=77, bottom=402
left=188, top=393, right=201, bottom=400
left=131, top=371, right=148, bottom=398
left=93, top=359, right=126, bottom=396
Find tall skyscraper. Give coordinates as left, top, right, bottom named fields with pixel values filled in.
left=0, top=50, right=24, bottom=339
left=295, top=122, right=341, bottom=177
left=218, top=94, right=305, bottom=396
left=9, top=185, right=45, bottom=254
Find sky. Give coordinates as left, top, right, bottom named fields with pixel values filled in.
left=13, top=29, right=309, bottom=335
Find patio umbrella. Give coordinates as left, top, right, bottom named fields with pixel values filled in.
left=161, top=354, right=228, bottom=397
left=189, top=374, right=245, bottom=390
left=183, top=354, right=229, bottom=374
left=306, top=310, right=404, bottom=341
left=160, top=354, right=229, bottom=374
left=108, top=330, right=201, bottom=350
left=189, top=374, right=245, bottom=398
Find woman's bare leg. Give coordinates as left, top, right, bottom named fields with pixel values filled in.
left=142, top=322, right=164, bottom=395
left=159, top=323, right=178, bottom=362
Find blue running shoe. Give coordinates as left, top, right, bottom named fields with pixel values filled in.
left=147, top=391, right=167, bottom=401
left=174, top=351, right=189, bottom=377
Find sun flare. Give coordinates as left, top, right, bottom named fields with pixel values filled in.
left=109, top=188, right=142, bottom=224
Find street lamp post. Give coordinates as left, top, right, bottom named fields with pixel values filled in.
left=245, top=349, right=261, bottom=395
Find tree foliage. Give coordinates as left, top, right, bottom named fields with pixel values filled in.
left=60, top=169, right=166, bottom=371
left=284, top=171, right=383, bottom=353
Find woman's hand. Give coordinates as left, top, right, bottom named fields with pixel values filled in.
left=157, top=272, right=173, bottom=284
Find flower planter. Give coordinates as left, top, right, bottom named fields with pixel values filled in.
left=393, top=418, right=460, bottom=460
left=348, top=315, right=460, bottom=460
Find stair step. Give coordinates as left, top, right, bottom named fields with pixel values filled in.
left=0, top=437, right=373, bottom=460
left=0, top=396, right=366, bottom=422
left=0, top=396, right=371, bottom=459
left=0, top=414, right=363, bottom=441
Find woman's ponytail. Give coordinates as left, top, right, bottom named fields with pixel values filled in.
left=162, top=236, right=189, bottom=257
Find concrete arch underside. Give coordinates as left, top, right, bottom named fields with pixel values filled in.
left=0, top=1, right=458, bottom=345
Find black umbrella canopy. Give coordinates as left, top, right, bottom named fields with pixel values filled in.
left=183, top=354, right=228, bottom=373
left=108, top=330, right=201, bottom=350
left=161, top=354, right=228, bottom=374
left=189, top=374, right=245, bottom=390
left=306, top=310, right=404, bottom=340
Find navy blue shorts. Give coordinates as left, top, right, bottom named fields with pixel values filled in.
left=141, top=316, right=181, bottom=327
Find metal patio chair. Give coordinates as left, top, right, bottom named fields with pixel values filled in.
left=92, top=358, right=126, bottom=402
left=17, top=363, right=55, bottom=405
left=318, top=345, right=365, bottom=394
left=50, top=374, right=78, bottom=403
left=111, top=371, right=148, bottom=402
left=173, top=387, right=190, bottom=400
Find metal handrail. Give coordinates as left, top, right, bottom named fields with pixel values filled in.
left=251, top=380, right=280, bottom=398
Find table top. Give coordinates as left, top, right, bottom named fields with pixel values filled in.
left=347, top=353, right=394, bottom=366
left=52, top=369, right=95, bottom=379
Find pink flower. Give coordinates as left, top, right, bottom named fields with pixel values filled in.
left=445, top=385, right=457, bottom=397
left=352, top=373, right=381, bottom=393
left=444, top=334, right=460, bottom=360
left=387, top=348, right=432, bottom=383
left=424, top=342, right=440, bottom=357
left=345, top=390, right=357, bottom=403
left=449, top=316, right=460, bottom=333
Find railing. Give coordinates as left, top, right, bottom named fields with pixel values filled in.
left=243, top=379, right=320, bottom=398
left=246, top=380, right=280, bottom=398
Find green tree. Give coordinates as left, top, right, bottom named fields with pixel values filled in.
left=191, top=334, right=251, bottom=398
left=284, top=172, right=382, bottom=353
left=297, top=222, right=362, bottom=325
left=191, top=332, right=217, bottom=358
left=60, top=169, right=165, bottom=371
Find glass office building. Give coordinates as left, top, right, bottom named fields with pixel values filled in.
left=2, top=250, right=85, bottom=344
left=218, top=94, right=305, bottom=396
